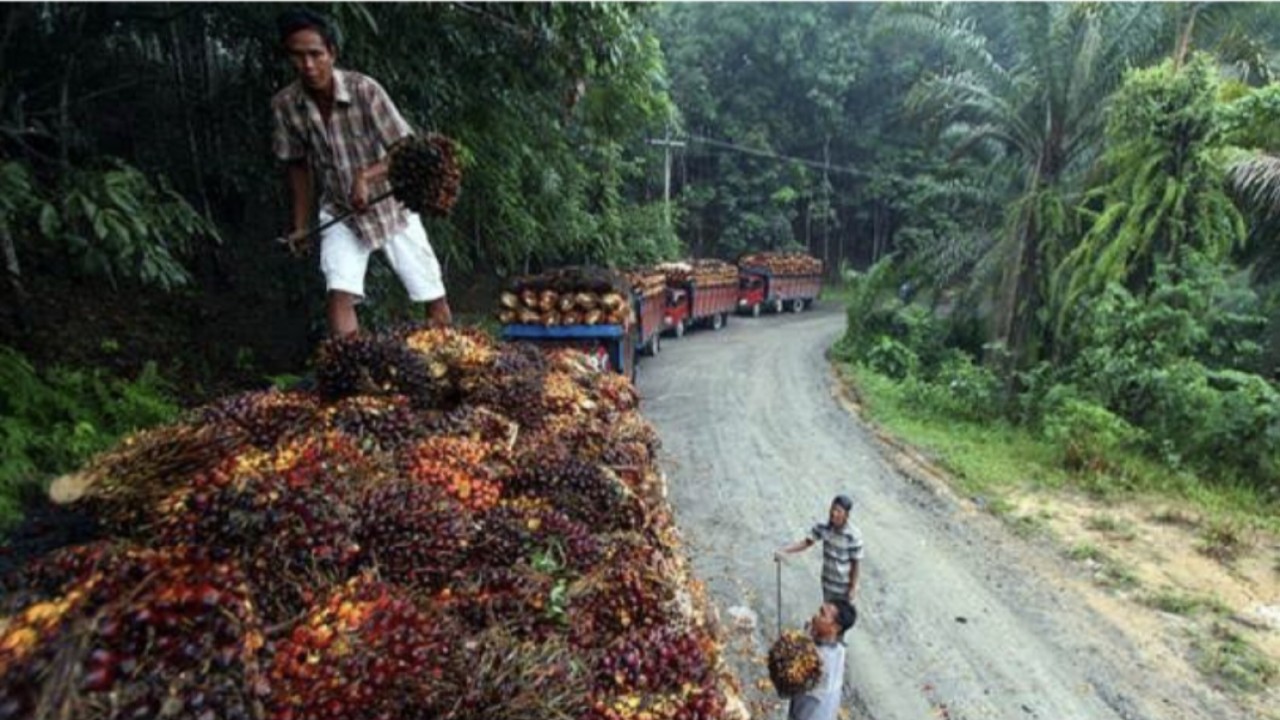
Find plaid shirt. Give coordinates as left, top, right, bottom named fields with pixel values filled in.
left=810, top=521, right=864, bottom=601
left=271, top=69, right=414, bottom=250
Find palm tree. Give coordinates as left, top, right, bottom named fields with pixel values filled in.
left=1051, top=54, right=1247, bottom=346
left=882, top=3, right=1167, bottom=370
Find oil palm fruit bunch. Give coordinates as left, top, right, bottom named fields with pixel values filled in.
left=468, top=370, right=549, bottom=430
left=156, top=469, right=363, bottom=623
left=0, top=544, right=266, bottom=720
left=584, top=680, right=727, bottom=720
left=323, top=394, right=426, bottom=452
left=266, top=575, right=454, bottom=720
left=435, top=565, right=559, bottom=639
left=697, top=258, right=738, bottom=285
left=766, top=630, right=822, bottom=697
left=506, top=459, right=642, bottom=532
left=403, top=435, right=502, bottom=512
left=424, top=405, right=520, bottom=459
left=498, top=268, right=633, bottom=326
left=401, top=325, right=498, bottom=400
left=737, top=251, right=822, bottom=276
left=55, top=422, right=249, bottom=532
left=471, top=497, right=601, bottom=572
left=314, top=331, right=442, bottom=409
left=313, top=332, right=395, bottom=401
left=601, top=413, right=661, bottom=461
left=196, top=389, right=322, bottom=449
left=540, top=370, right=596, bottom=416
left=387, top=132, right=462, bottom=217
left=567, top=563, right=677, bottom=648
left=622, top=268, right=666, bottom=298
left=354, top=479, right=473, bottom=591
left=595, top=624, right=716, bottom=694
left=592, top=372, right=640, bottom=413
left=205, top=429, right=371, bottom=492
left=444, top=629, right=590, bottom=720
left=659, top=258, right=737, bottom=287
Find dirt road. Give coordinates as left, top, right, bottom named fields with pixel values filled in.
left=638, top=302, right=1251, bottom=720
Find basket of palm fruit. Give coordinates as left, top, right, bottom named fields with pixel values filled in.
left=767, top=630, right=823, bottom=698
left=5, top=325, right=749, bottom=720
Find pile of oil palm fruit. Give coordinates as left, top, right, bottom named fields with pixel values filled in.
left=0, top=326, right=746, bottom=720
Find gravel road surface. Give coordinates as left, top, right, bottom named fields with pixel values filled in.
left=637, top=302, right=1250, bottom=720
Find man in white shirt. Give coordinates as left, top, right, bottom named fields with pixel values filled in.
left=789, top=600, right=856, bottom=720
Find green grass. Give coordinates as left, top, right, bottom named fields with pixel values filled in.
left=1067, top=543, right=1106, bottom=562
left=1096, top=558, right=1141, bottom=590
left=1085, top=514, right=1138, bottom=541
left=1141, top=589, right=1229, bottom=617
left=1192, top=623, right=1278, bottom=693
left=839, top=362, right=1280, bottom=535
left=1197, top=518, right=1252, bottom=564
left=0, top=347, right=180, bottom=530
left=842, top=365, right=1069, bottom=500
left=1063, top=543, right=1140, bottom=589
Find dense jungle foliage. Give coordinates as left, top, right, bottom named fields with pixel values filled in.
left=3, top=2, right=1280, bottom=522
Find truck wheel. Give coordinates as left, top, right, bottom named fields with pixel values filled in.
left=711, top=313, right=724, bottom=331
left=772, top=299, right=784, bottom=314
left=675, top=320, right=685, bottom=338
left=751, top=303, right=761, bottom=318
left=792, top=298, right=805, bottom=313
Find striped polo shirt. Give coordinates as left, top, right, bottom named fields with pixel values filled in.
left=810, top=521, right=864, bottom=600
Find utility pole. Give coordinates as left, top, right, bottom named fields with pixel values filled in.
left=647, top=130, right=686, bottom=228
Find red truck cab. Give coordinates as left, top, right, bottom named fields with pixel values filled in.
left=663, top=287, right=691, bottom=337
left=737, top=273, right=767, bottom=317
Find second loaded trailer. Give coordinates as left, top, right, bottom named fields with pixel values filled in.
left=662, top=280, right=736, bottom=337
left=736, top=266, right=822, bottom=316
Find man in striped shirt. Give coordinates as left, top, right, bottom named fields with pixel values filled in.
left=776, top=494, right=864, bottom=605
left=272, top=9, right=451, bottom=337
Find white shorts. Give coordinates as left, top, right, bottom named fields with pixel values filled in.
left=319, top=212, right=446, bottom=303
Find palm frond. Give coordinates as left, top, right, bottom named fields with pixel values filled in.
left=1228, top=153, right=1280, bottom=216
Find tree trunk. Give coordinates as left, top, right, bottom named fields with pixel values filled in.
left=169, top=18, right=215, bottom=237
left=0, top=225, right=30, bottom=330
left=992, top=206, right=1040, bottom=380
left=1173, top=4, right=1199, bottom=70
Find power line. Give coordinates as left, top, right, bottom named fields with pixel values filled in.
left=682, top=134, right=871, bottom=179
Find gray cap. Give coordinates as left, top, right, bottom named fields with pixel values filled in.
left=832, top=494, right=853, bottom=511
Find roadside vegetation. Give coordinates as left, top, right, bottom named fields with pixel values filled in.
left=823, top=6, right=1280, bottom=701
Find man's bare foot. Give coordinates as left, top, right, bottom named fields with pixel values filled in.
left=427, top=298, right=453, bottom=327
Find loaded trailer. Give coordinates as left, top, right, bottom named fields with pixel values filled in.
left=736, top=267, right=822, bottom=316
left=501, top=286, right=664, bottom=379
left=662, top=280, right=736, bottom=338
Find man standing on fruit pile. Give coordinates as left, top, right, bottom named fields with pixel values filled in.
left=272, top=8, right=452, bottom=336
left=789, top=601, right=856, bottom=720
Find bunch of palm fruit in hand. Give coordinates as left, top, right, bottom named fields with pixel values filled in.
left=387, top=132, right=462, bottom=217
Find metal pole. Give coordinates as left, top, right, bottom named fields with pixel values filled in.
left=663, top=130, right=672, bottom=226
left=646, top=134, right=686, bottom=230
left=776, top=558, right=783, bottom=639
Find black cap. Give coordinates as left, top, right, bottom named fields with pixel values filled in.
left=832, top=494, right=853, bottom=511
